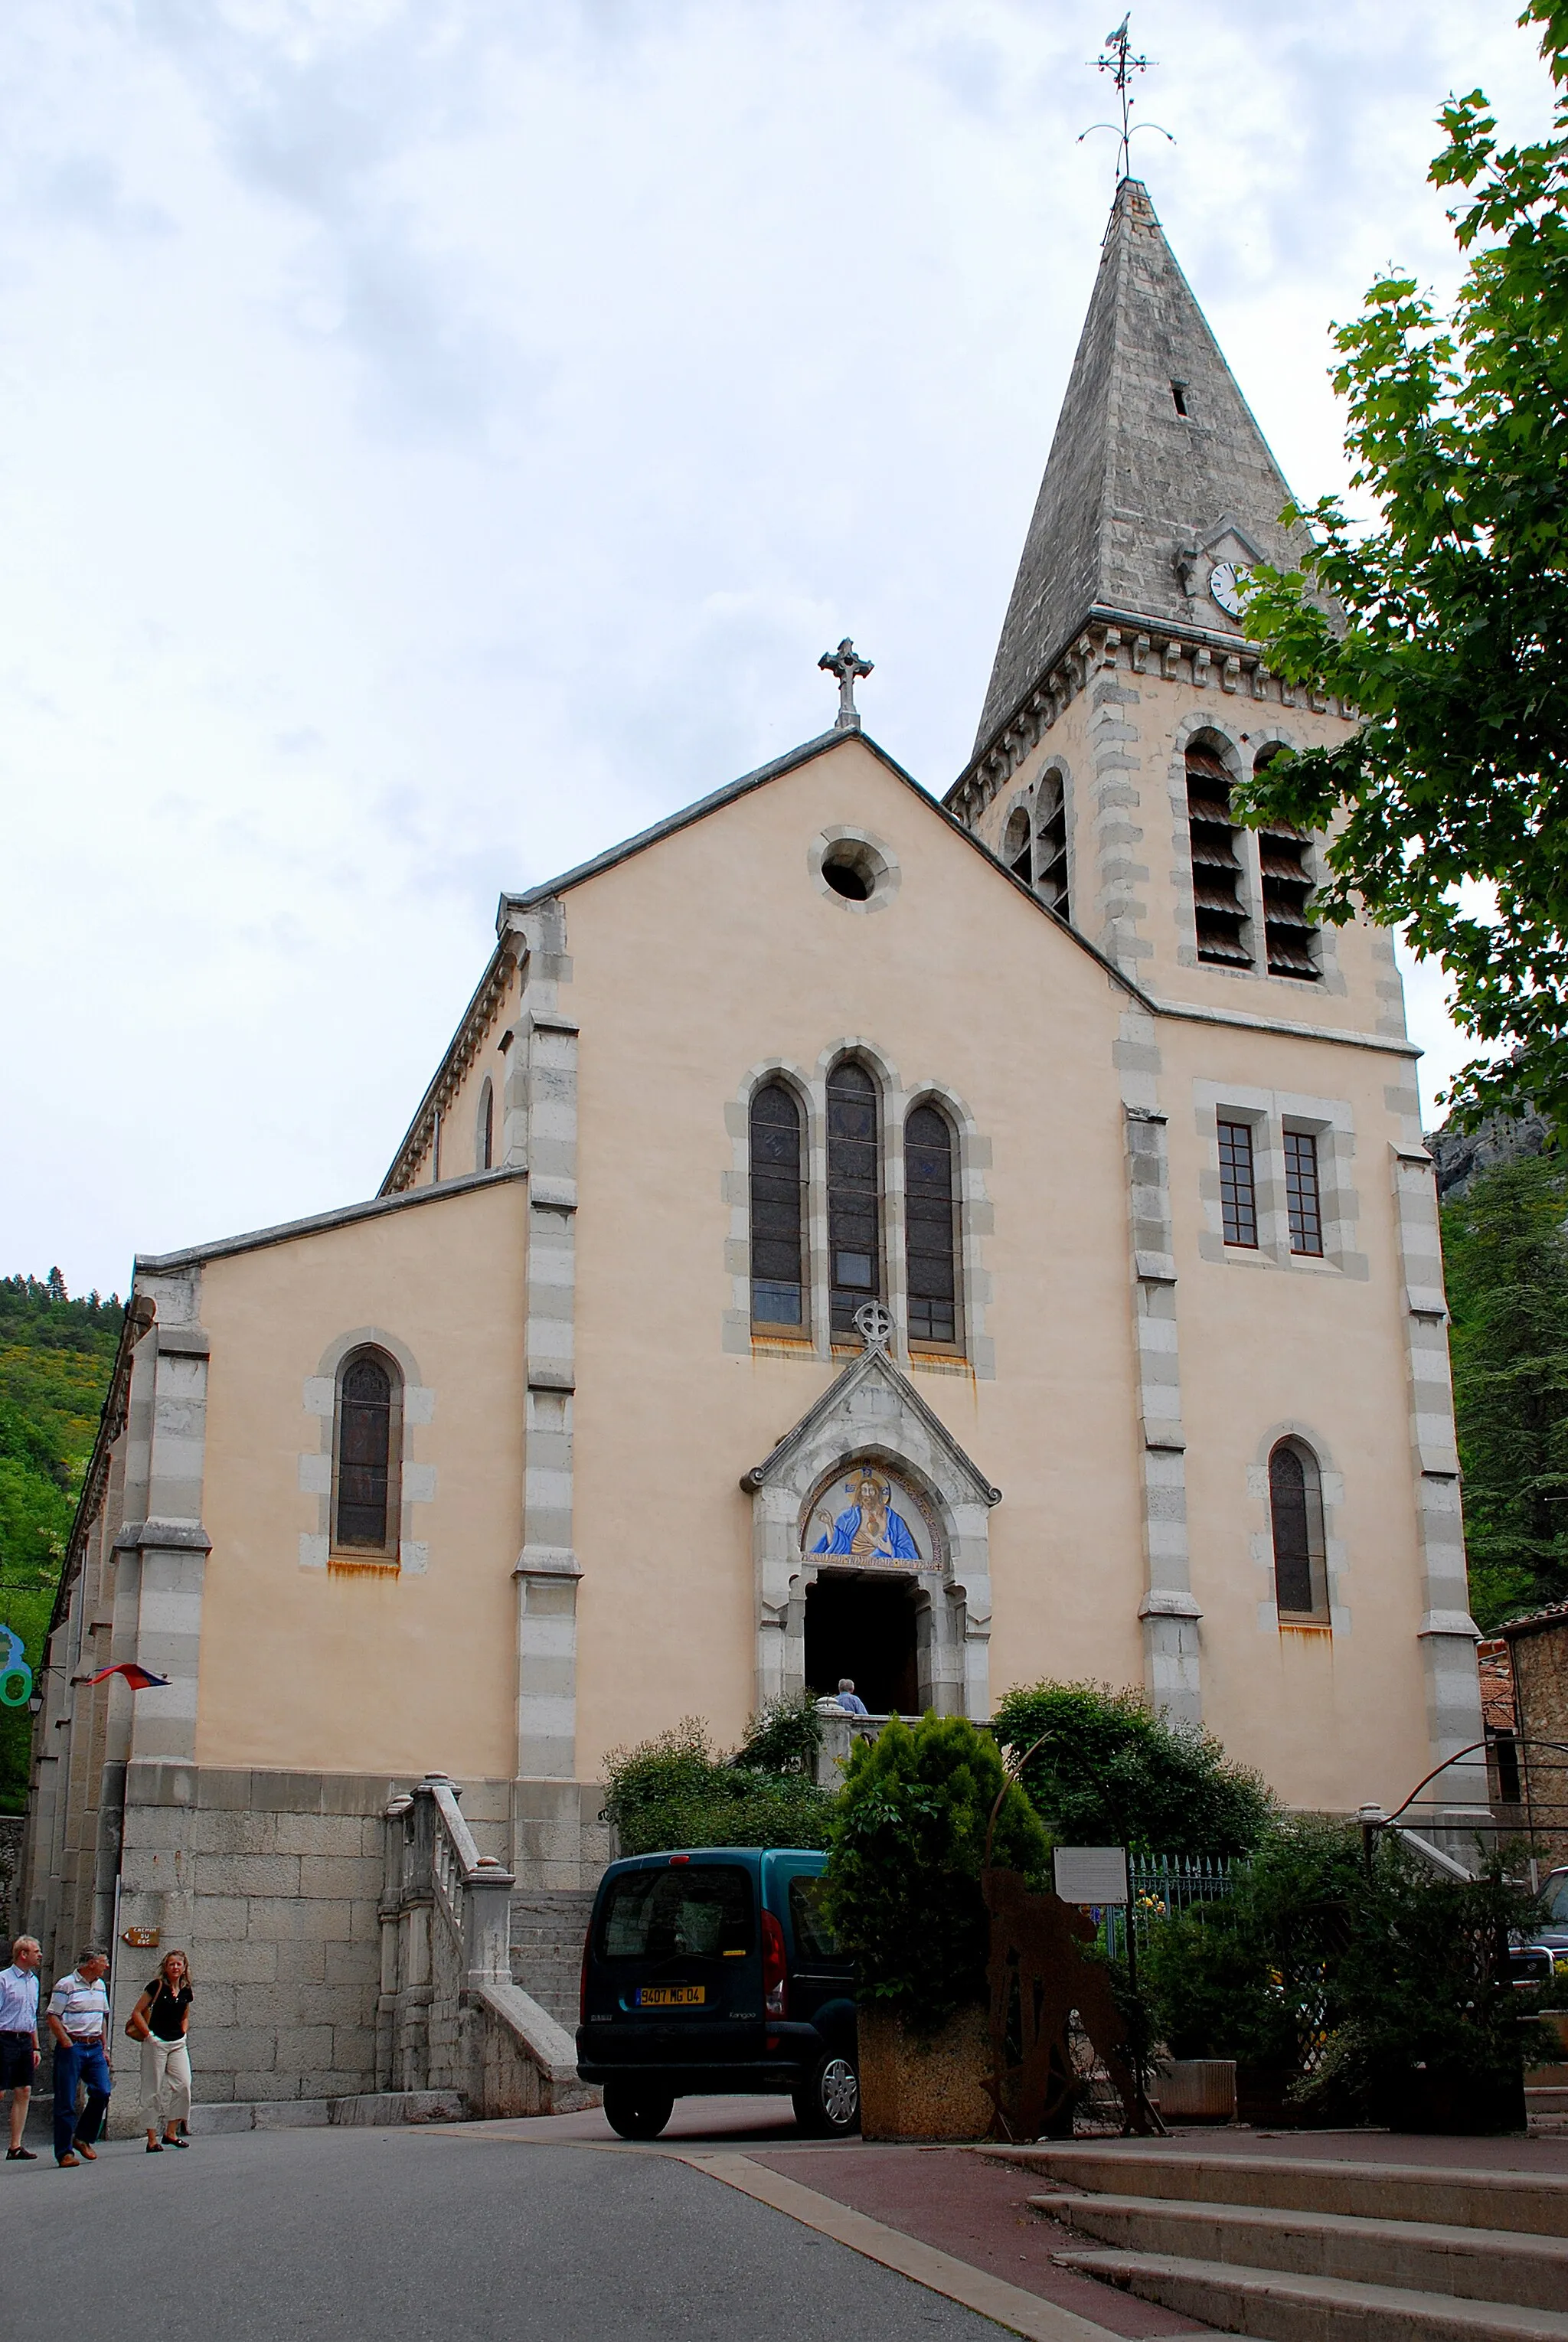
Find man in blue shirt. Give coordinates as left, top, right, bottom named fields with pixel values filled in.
left=1, top=1935, right=41, bottom=2161
left=835, top=1678, right=869, bottom=1716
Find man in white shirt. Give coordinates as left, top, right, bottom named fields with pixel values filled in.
left=1, top=1935, right=41, bottom=2161
left=46, top=1947, right=112, bottom=2168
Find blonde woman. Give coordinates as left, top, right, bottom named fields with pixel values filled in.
left=127, top=1951, right=192, bottom=2151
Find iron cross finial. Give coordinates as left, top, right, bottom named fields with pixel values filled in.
left=818, top=638, right=874, bottom=731
left=1078, top=13, right=1174, bottom=182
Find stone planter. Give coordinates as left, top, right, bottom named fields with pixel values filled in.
left=858, top=2004, right=993, bottom=2141
left=1155, top=2058, right=1236, bottom=2122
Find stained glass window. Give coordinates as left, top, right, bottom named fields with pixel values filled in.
left=828, top=1061, right=880, bottom=1334
left=336, top=1353, right=396, bottom=1551
left=750, top=1082, right=805, bottom=1327
left=906, top=1104, right=957, bottom=1346
left=1269, top=1441, right=1327, bottom=1619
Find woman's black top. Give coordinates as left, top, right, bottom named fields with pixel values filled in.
left=145, top=1980, right=192, bottom=2041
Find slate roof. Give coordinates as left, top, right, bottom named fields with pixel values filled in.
left=974, top=177, right=1314, bottom=753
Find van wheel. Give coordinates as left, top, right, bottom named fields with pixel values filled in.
left=792, top=2053, right=860, bottom=2138
left=602, top=2082, right=675, bottom=2141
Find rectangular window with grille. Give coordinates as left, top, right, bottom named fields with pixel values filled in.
left=1285, top=1129, right=1324, bottom=1256
left=1218, top=1119, right=1257, bottom=1247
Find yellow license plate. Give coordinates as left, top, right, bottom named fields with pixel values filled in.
left=635, top=1985, right=705, bottom=2008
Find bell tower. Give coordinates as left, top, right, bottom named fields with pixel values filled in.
left=946, top=177, right=1401, bottom=1049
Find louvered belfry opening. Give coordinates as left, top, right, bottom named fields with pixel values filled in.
left=1254, top=752, right=1319, bottom=978
left=1185, top=743, right=1251, bottom=966
left=1034, top=773, right=1070, bottom=920
left=1002, top=807, right=1032, bottom=882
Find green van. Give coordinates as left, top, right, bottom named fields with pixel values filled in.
left=575, top=1846, right=859, bottom=2140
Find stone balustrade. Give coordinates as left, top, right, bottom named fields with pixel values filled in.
left=377, top=1774, right=594, bottom=2118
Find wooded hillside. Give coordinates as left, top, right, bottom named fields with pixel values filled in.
left=0, top=1273, right=120, bottom=1813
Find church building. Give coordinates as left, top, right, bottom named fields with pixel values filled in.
left=21, top=181, right=1483, bottom=2109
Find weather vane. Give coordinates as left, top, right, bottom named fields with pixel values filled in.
left=1078, top=14, right=1174, bottom=182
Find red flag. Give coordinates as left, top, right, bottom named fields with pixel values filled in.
left=74, top=1661, right=171, bottom=1690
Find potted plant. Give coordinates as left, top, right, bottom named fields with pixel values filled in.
left=822, top=1713, right=1049, bottom=2140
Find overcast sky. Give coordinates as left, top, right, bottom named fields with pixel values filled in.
left=2, top=1, right=1556, bottom=1299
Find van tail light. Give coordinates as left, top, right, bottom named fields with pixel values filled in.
left=580, top=1928, right=591, bottom=2027
left=762, top=1909, right=787, bottom=2020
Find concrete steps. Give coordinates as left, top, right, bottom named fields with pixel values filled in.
left=993, top=2146, right=1568, bottom=2342
left=1049, top=2251, right=1568, bottom=2341
left=1044, top=2191, right=1568, bottom=2309
left=508, top=1888, right=596, bottom=2030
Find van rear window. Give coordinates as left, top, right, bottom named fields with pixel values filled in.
left=788, top=1874, right=841, bottom=1960
left=599, top=1866, right=753, bottom=1960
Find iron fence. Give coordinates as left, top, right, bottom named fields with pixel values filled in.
left=1099, top=1852, right=1239, bottom=1961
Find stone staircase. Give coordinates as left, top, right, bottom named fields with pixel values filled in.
left=1528, top=2069, right=1568, bottom=2138
left=995, top=2144, right=1568, bottom=2341
left=508, top=1889, right=596, bottom=2032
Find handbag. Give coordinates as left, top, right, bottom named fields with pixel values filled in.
left=125, top=1991, right=154, bottom=2044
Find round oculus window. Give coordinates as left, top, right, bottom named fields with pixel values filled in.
left=822, top=855, right=873, bottom=901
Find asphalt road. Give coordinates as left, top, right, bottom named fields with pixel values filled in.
left=0, top=2122, right=1014, bottom=2342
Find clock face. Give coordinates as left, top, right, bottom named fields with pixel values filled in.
left=1209, top=560, right=1250, bottom=619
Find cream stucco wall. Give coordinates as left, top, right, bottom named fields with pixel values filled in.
left=194, top=1178, right=526, bottom=1780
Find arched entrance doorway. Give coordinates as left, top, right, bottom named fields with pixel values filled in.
left=803, top=1572, right=920, bottom=1716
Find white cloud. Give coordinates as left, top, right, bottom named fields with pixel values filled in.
left=0, top=0, right=1553, bottom=1291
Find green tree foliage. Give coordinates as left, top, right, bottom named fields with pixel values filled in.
left=1236, top=1, right=1568, bottom=1128
left=989, top=1681, right=1275, bottom=1857
left=599, top=1700, right=836, bottom=1855
left=1442, top=1150, right=1568, bottom=1626
left=0, top=1272, right=122, bottom=1813
left=822, top=1713, right=1050, bottom=2029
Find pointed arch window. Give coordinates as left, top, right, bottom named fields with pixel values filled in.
left=827, top=1060, right=880, bottom=1334
left=1269, top=1439, right=1328, bottom=1622
left=334, top=1349, right=402, bottom=1556
left=750, top=1081, right=805, bottom=1328
left=477, top=1077, right=495, bottom=1172
left=906, top=1102, right=959, bottom=1347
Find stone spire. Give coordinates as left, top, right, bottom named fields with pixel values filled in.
left=973, top=178, right=1312, bottom=754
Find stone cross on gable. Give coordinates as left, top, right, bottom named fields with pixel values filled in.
left=819, top=638, right=873, bottom=731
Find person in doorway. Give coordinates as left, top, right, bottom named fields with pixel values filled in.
left=1, top=1934, right=42, bottom=2160
left=128, top=1950, right=193, bottom=2151
left=835, top=1677, right=869, bottom=1716
left=46, top=1946, right=112, bottom=2167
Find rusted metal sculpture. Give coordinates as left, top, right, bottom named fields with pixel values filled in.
left=980, top=1867, right=1148, bottom=2140
left=979, top=1736, right=1152, bottom=2141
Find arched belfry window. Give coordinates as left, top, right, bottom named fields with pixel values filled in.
left=1269, top=1439, right=1328, bottom=1622
left=750, top=1081, right=805, bottom=1328
left=906, top=1102, right=959, bottom=1348
left=827, top=1060, right=880, bottom=1335
left=1002, top=807, right=1032, bottom=884
left=1254, top=747, right=1320, bottom=979
left=335, top=1349, right=402, bottom=1556
left=1034, top=772, right=1070, bottom=920
left=477, top=1077, right=494, bottom=1172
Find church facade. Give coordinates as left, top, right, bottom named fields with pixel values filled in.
left=21, top=181, right=1484, bottom=2108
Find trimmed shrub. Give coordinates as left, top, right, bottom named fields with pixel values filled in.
left=991, top=1680, right=1274, bottom=1856
left=600, top=1707, right=835, bottom=1855
left=822, top=1713, right=1050, bottom=2030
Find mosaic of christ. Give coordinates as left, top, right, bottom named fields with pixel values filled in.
left=806, top=1468, right=926, bottom=1566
